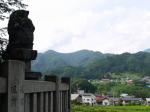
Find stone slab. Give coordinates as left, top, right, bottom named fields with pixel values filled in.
left=25, top=72, right=42, bottom=80
left=2, top=48, right=37, bottom=61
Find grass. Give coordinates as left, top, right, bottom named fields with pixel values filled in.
left=72, top=105, right=150, bottom=112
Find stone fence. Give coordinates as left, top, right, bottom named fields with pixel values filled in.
left=0, top=60, right=71, bottom=112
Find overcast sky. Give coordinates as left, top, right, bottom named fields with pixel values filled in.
left=25, top=0, right=150, bottom=54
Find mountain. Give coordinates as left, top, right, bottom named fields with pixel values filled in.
left=84, top=52, right=150, bottom=78
left=32, top=49, right=150, bottom=79
left=144, top=48, right=150, bottom=53
left=32, top=50, right=111, bottom=73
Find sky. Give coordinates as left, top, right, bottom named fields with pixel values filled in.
left=23, top=0, right=150, bottom=53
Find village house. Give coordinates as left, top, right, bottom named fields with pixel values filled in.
left=71, top=90, right=84, bottom=102
left=121, top=97, right=143, bottom=105
left=120, top=93, right=128, bottom=97
left=102, top=98, right=111, bottom=106
left=96, top=95, right=113, bottom=106
left=71, top=94, right=80, bottom=101
left=96, top=95, right=107, bottom=105
left=127, top=79, right=134, bottom=84
left=71, top=90, right=96, bottom=105
left=78, top=93, right=97, bottom=105
left=145, top=98, right=150, bottom=105
left=109, top=97, right=143, bottom=106
left=71, top=90, right=144, bottom=106
left=72, top=94, right=144, bottom=106
left=96, top=96, right=120, bottom=106
left=109, top=98, right=121, bottom=105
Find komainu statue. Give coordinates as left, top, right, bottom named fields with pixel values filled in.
left=2, top=10, right=37, bottom=61
left=7, top=10, right=35, bottom=49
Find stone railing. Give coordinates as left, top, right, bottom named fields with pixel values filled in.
left=0, top=60, right=71, bottom=112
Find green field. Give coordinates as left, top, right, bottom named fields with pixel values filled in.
left=72, top=105, right=150, bottom=112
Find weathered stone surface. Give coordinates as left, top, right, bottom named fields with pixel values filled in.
left=25, top=72, right=42, bottom=80
left=6, top=60, right=25, bottom=112
left=0, top=61, right=71, bottom=112
left=7, top=10, right=35, bottom=50
left=2, top=48, right=37, bottom=61
left=61, top=77, right=70, bottom=84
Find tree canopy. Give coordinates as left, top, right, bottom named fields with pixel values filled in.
left=0, top=0, right=27, bottom=33
left=71, top=78, right=96, bottom=93
left=0, top=0, right=27, bottom=20
left=0, top=0, right=26, bottom=59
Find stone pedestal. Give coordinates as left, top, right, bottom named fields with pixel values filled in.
left=2, top=48, right=42, bottom=80
left=5, top=60, right=25, bottom=112
left=25, top=72, right=42, bottom=80
left=2, top=48, right=37, bottom=61
left=45, top=76, right=61, bottom=112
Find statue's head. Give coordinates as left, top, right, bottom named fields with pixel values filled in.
left=10, top=10, right=29, bottom=20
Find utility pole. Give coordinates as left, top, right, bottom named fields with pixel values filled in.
left=113, top=89, right=115, bottom=106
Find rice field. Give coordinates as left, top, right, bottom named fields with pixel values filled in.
left=72, top=105, right=150, bottom=112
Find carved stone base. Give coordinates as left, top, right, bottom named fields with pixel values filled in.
left=2, top=48, right=37, bottom=61
left=25, top=72, right=42, bottom=80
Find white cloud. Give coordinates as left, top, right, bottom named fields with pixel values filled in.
left=24, top=0, right=150, bottom=53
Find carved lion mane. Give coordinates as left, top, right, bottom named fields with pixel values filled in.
left=7, top=10, right=35, bottom=50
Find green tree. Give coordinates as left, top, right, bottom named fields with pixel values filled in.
left=92, top=81, right=117, bottom=95
left=0, top=37, right=8, bottom=55
left=71, top=78, right=96, bottom=93
left=0, top=0, right=27, bottom=34
left=112, top=84, right=150, bottom=98
left=0, top=0, right=27, bottom=20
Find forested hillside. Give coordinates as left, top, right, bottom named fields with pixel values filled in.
left=32, top=50, right=150, bottom=79
left=32, top=50, right=110, bottom=73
